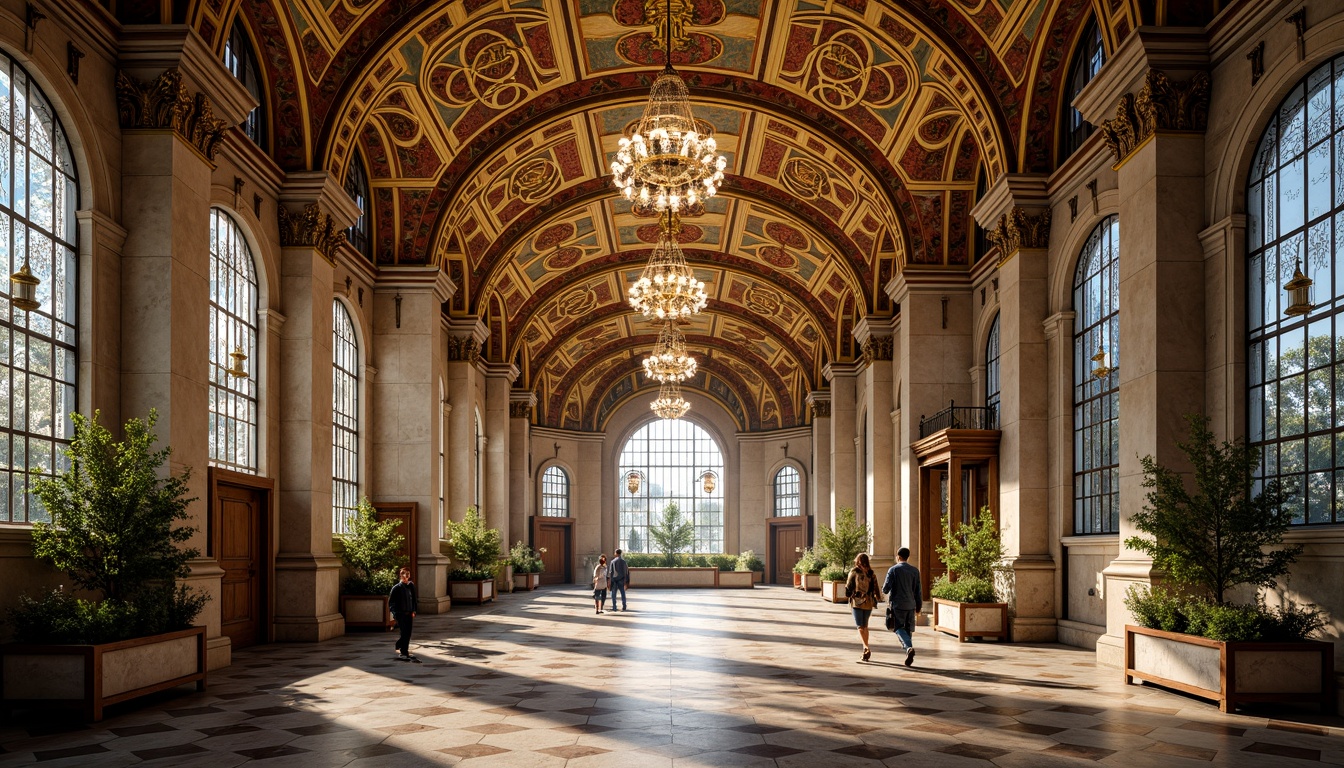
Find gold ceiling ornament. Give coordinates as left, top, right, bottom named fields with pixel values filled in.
left=651, top=379, right=691, bottom=420
left=8, top=259, right=40, bottom=312
left=642, top=320, right=697, bottom=383
left=1284, top=261, right=1313, bottom=317
left=609, top=0, right=727, bottom=212
left=627, top=210, right=708, bottom=320
left=225, top=345, right=249, bottom=379
left=699, top=469, right=718, bottom=494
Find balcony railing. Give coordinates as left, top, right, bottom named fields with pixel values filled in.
left=918, top=401, right=999, bottom=439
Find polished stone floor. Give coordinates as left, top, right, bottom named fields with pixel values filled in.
left=1, top=585, right=1341, bottom=767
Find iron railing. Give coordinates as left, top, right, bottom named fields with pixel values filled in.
left=918, top=401, right=999, bottom=438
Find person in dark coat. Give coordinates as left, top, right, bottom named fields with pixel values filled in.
left=609, top=549, right=629, bottom=612
left=882, top=547, right=922, bottom=667
left=389, top=567, right=418, bottom=660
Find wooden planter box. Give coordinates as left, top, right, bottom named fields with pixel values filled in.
left=751, top=571, right=763, bottom=584
left=932, top=598, right=1009, bottom=641
left=1125, top=625, right=1335, bottom=713
left=629, top=567, right=718, bottom=588
left=801, top=572, right=821, bottom=591
left=717, top=570, right=755, bottom=588
left=513, top=572, right=541, bottom=590
left=450, top=579, right=495, bottom=605
left=1, top=626, right=206, bottom=721
left=821, top=580, right=848, bottom=603
left=792, top=572, right=802, bottom=589
left=340, top=594, right=394, bottom=630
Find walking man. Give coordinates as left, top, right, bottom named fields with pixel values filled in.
left=389, top=567, right=418, bottom=660
left=882, top=547, right=922, bottom=667
left=609, top=548, right=629, bottom=612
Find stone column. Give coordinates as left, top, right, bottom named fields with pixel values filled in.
left=371, top=267, right=457, bottom=613
left=806, top=392, right=831, bottom=544
left=854, top=318, right=896, bottom=568
left=482, top=363, right=517, bottom=558
left=1078, top=36, right=1211, bottom=665
left=444, top=319, right=487, bottom=524
left=823, top=363, right=860, bottom=527
left=270, top=174, right=359, bottom=642
left=116, top=32, right=254, bottom=669
left=508, top=392, right=536, bottom=560
left=974, top=175, right=1057, bottom=642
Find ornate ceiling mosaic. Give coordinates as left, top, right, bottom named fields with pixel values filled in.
left=188, top=0, right=1146, bottom=431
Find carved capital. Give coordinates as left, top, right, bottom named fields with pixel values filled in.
left=446, top=335, right=481, bottom=363
left=115, top=69, right=228, bottom=161
left=810, top=399, right=831, bottom=418
left=509, top=402, right=532, bottom=419
left=987, top=207, right=1051, bottom=262
left=860, top=335, right=894, bottom=365
left=279, top=204, right=347, bottom=262
left=1100, top=69, right=1211, bottom=163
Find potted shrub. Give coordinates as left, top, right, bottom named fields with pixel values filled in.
left=629, top=503, right=715, bottom=587
left=736, top=549, right=764, bottom=585
left=819, top=565, right=849, bottom=603
left=817, top=508, right=870, bottom=602
left=1123, top=416, right=1334, bottom=713
left=337, top=498, right=404, bottom=630
left=930, top=505, right=1009, bottom=641
left=792, top=547, right=824, bottom=591
left=446, top=506, right=500, bottom=604
left=509, top=541, right=544, bottom=591
left=2, top=411, right=209, bottom=721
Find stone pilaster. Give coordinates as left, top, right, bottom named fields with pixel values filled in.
left=445, top=318, right=488, bottom=528
left=822, top=363, right=860, bottom=528
left=806, top=392, right=831, bottom=544
left=372, top=267, right=457, bottom=613
left=854, top=317, right=896, bottom=567
left=483, top=363, right=519, bottom=557
left=508, top=393, right=536, bottom=571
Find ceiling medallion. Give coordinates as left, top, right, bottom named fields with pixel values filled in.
left=609, top=0, right=726, bottom=212
left=651, top=379, right=691, bottom=420
left=642, top=320, right=697, bottom=382
left=627, top=210, right=708, bottom=320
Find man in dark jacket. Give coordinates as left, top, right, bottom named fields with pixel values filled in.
left=882, top=548, right=922, bottom=667
left=389, top=567, right=418, bottom=660
left=609, top=549, right=629, bottom=611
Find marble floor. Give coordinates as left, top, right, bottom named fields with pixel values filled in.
left=1, top=585, right=1341, bottom=767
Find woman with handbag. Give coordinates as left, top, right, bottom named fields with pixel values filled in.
left=845, top=553, right=882, bottom=662
left=592, top=554, right=610, bottom=614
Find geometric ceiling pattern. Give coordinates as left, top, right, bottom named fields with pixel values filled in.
left=183, top=0, right=1151, bottom=431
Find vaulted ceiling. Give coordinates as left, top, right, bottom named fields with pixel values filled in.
left=182, top=0, right=1149, bottom=431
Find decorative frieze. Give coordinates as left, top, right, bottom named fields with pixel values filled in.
left=115, top=69, right=228, bottom=161
left=987, top=207, right=1051, bottom=264
left=279, top=204, right=347, bottom=262
left=860, top=335, right=894, bottom=365
left=1100, top=69, right=1211, bottom=163
left=446, top=335, right=481, bottom=363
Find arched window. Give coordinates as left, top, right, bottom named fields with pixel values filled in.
left=344, top=152, right=372, bottom=260
left=986, top=312, right=1001, bottom=420
left=540, top=466, right=569, bottom=517
left=0, top=55, right=78, bottom=523
left=474, top=410, right=483, bottom=511
left=1073, top=215, right=1119, bottom=534
left=223, top=19, right=265, bottom=148
left=332, top=300, right=358, bottom=533
left=208, top=208, right=259, bottom=473
left=773, top=466, right=801, bottom=517
left=1060, top=17, right=1105, bottom=162
left=1247, top=55, right=1344, bottom=525
left=618, top=419, right=725, bottom=553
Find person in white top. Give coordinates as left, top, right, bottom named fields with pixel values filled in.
left=592, top=554, right=609, bottom=614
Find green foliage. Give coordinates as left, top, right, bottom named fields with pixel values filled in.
left=792, top=547, right=824, bottom=574
left=624, top=552, right=663, bottom=568
left=735, top=549, right=764, bottom=572
left=819, top=564, right=846, bottom=582
left=627, top=528, right=643, bottom=553
left=508, top=541, right=544, bottom=574
left=7, top=585, right=208, bottom=645
left=1125, top=585, right=1328, bottom=642
left=1124, top=585, right=1189, bottom=633
left=448, top=567, right=494, bottom=581
left=338, top=498, right=405, bottom=594
left=647, top=502, right=694, bottom=567
left=706, top=554, right=737, bottom=571
left=1128, top=415, right=1301, bottom=605
left=446, top=506, right=502, bottom=574
left=816, top=508, right=871, bottom=571
left=930, top=574, right=998, bottom=604
left=936, top=506, right=1004, bottom=585
left=30, top=411, right=199, bottom=605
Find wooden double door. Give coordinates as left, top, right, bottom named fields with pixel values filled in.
left=532, top=516, right=573, bottom=585
left=769, top=518, right=808, bottom=584
left=212, top=469, right=271, bottom=650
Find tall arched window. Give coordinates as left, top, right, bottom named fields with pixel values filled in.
left=986, top=312, right=1001, bottom=420
left=223, top=19, right=266, bottom=148
left=0, top=55, right=78, bottom=523
left=618, top=419, right=725, bottom=553
left=773, top=466, right=801, bottom=517
left=332, top=300, right=359, bottom=533
left=208, top=209, right=259, bottom=473
left=1073, top=215, right=1120, bottom=534
left=344, top=152, right=372, bottom=260
left=1060, top=17, right=1105, bottom=162
left=540, top=466, right=569, bottom=517
left=1247, top=55, right=1344, bottom=525
left=474, top=410, right=483, bottom=511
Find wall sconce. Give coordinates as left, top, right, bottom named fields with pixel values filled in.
left=1284, top=261, right=1313, bottom=317
left=699, top=470, right=718, bottom=494
left=394, top=292, right=403, bottom=328
left=1090, top=347, right=1114, bottom=380
left=225, top=346, right=249, bottom=379
left=625, top=469, right=645, bottom=495
left=9, top=259, right=39, bottom=312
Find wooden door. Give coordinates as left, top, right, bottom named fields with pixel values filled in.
left=218, top=483, right=264, bottom=649
left=532, top=517, right=572, bottom=585
left=374, top=502, right=418, bottom=575
left=770, top=522, right=805, bottom=584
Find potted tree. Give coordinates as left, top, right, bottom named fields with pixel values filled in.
left=2, top=411, right=209, bottom=721
left=338, top=498, right=405, bottom=630
left=1123, top=416, right=1333, bottom=713
left=509, top=541, right=544, bottom=591
left=631, top=503, right=715, bottom=587
left=792, top=547, right=824, bottom=591
left=446, top=507, right=500, bottom=604
left=930, top=506, right=1009, bottom=641
left=817, top=508, right=870, bottom=603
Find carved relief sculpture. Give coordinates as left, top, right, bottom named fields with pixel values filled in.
left=508, top=402, right=532, bottom=419
left=860, top=335, right=894, bottom=365
left=987, top=208, right=1051, bottom=261
left=810, top=399, right=831, bottom=418
left=115, top=69, right=228, bottom=161
left=446, top=335, right=482, bottom=363
left=1100, top=69, right=1211, bottom=163
left=279, top=204, right=348, bottom=262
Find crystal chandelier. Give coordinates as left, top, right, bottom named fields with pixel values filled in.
left=627, top=211, right=707, bottom=320
left=642, top=320, right=697, bottom=382
left=609, top=0, right=727, bottom=212
left=651, top=379, right=691, bottom=420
